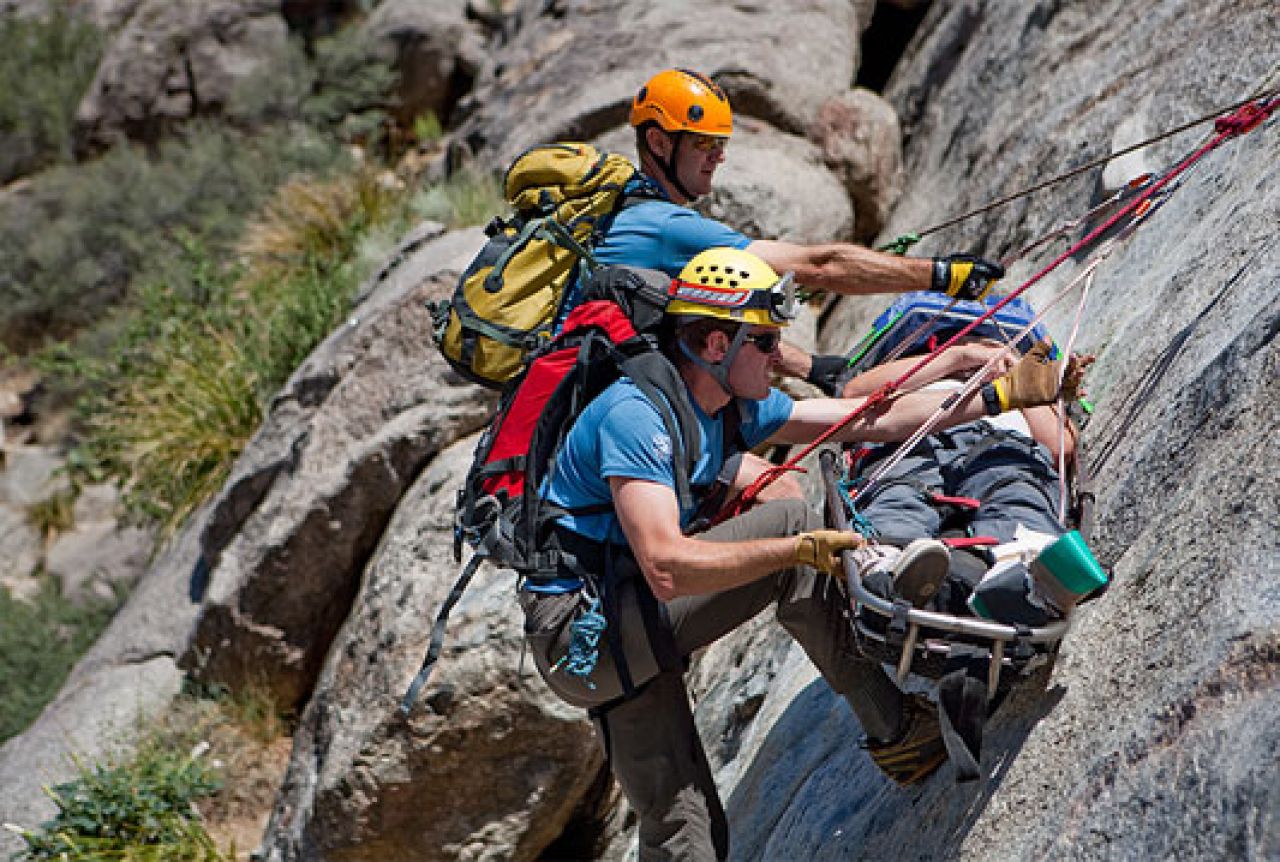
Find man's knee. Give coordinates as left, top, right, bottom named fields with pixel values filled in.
left=755, top=497, right=819, bottom=535
left=700, top=497, right=817, bottom=543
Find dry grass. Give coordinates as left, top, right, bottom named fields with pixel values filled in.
left=238, top=168, right=400, bottom=276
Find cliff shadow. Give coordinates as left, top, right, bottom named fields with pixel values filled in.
left=725, top=662, right=1065, bottom=860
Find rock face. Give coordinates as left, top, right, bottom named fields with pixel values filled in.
left=451, top=0, right=875, bottom=168
left=73, top=0, right=288, bottom=153
left=3, top=1, right=1278, bottom=861
left=259, top=436, right=606, bottom=862
left=181, top=225, right=494, bottom=713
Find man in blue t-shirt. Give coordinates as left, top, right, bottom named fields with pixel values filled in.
left=521, top=247, right=1087, bottom=861
left=557, top=68, right=1005, bottom=394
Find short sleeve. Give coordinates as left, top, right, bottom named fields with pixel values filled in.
left=661, top=209, right=752, bottom=273
left=740, top=388, right=794, bottom=449
left=597, top=394, right=678, bottom=489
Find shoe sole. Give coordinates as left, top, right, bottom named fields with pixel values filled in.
left=893, top=540, right=951, bottom=608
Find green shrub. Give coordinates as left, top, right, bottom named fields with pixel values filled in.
left=0, top=2, right=103, bottom=183
left=227, top=25, right=397, bottom=150
left=301, top=26, right=398, bottom=144
left=412, top=110, right=444, bottom=146
left=0, top=578, right=121, bottom=744
left=15, top=739, right=229, bottom=861
left=410, top=168, right=505, bottom=229
left=51, top=168, right=410, bottom=532
left=0, top=122, right=346, bottom=353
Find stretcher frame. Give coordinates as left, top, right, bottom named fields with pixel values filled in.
left=820, top=449, right=1070, bottom=699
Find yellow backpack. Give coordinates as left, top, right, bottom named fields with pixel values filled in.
left=431, top=142, right=645, bottom=388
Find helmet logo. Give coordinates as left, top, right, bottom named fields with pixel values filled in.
left=671, top=281, right=752, bottom=308
left=635, top=86, right=647, bottom=105
left=688, top=104, right=704, bottom=122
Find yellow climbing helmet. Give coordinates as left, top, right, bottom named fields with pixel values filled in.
left=630, top=68, right=733, bottom=137
left=667, top=247, right=797, bottom=326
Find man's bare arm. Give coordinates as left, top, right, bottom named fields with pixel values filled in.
left=747, top=238, right=933, bottom=295
left=611, top=477, right=800, bottom=601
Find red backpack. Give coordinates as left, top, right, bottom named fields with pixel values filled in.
left=402, top=266, right=704, bottom=712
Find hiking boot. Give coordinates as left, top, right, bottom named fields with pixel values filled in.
left=891, top=538, right=951, bottom=609
left=863, top=693, right=948, bottom=785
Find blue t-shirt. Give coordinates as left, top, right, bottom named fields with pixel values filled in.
left=544, top=378, right=793, bottom=547
left=593, top=178, right=752, bottom=275
left=557, top=177, right=752, bottom=321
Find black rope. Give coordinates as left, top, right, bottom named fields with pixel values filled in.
left=904, top=86, right=1280, bottom=243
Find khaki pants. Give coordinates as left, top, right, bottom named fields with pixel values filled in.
left=520, top=499, right=904, bottom=861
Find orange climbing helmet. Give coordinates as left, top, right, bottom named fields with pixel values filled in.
left=630, top=68, right=733, bottom=137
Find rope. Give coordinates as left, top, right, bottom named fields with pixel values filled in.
left=851, top=257, right=1105, bottom=507
left=550, top=596, right=607, bottom=686
left=878, top=86, right=1280, bottom=252
left=719, top=93, right=1277, bottom=520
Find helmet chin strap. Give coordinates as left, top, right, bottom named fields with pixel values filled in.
left=643, top=129, right=698, bottom=202
left=678, top=325, right=750, bottom=396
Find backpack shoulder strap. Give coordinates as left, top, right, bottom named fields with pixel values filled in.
left=617, top=349, right=701, bottom=514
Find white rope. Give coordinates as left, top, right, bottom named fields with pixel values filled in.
left=850, top=251, right=1111, bottom=509
left=1055, top=263, right=1098, bottom=522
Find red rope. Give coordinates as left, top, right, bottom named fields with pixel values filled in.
left=713, top=95, right=1275, bottom=524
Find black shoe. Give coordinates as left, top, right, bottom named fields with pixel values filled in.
left=937, top=650, right=990, bottom=783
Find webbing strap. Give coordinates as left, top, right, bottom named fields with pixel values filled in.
left=400, top=548, right=488, bottom=715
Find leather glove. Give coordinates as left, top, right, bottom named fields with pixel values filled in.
left=795, top=530, right=865, bottom=576
left=931, top=254, right=1004, bottom=301
left=988, top=340, right=1062, bottom=410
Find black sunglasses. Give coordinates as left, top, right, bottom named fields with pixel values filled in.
left=743, top=331, right=781, bottom=353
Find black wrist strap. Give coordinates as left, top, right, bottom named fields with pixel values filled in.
left=980, top=382, right=1002, bottom=415
left=931, top=258, right=949, bottom=294
left=806, top=353, right=850, bottom=395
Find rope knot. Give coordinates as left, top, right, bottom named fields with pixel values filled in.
left=1214, top=98, right=1276, bottom=136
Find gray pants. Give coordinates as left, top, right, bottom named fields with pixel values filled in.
left=856, top=422, right=1065, bottom=613
left=520, top=499, right=904, bottom=861
left=858, top=422, right=1064, bottom=545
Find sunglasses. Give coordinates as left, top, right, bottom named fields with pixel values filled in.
left=687, top=134, right=728, bottom=154
left=743, top=331, right=781, bottom=353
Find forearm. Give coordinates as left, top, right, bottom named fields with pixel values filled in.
left=839, top=353, right=966, bottom=397
left=774, top=387, right=989, bottom=445
left=748, top=239, right=933, bottom=295
left=1022, top=404, right=1078, bottom=463
left=635, top=533, right=801, bottom=600
left=613, top=476, right=808, bottom=601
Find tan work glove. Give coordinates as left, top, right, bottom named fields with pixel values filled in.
left=989, top=340, right=1090, bottom=410
left=795, top=530, right=865, bottom=576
